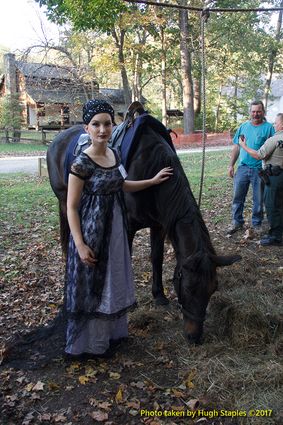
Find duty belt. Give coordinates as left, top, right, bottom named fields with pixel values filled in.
left=266, top=165, right=283, bottom=175
left=258, top=165, right=283, bottom=185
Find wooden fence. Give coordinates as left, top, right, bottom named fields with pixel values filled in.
left=0, top=129, right=59, bottom=145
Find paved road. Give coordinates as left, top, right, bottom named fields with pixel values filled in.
left=0, top=146, right=230, bottom=175
left=0, top=156, right=44, bottom=174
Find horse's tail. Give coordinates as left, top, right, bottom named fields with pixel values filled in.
left=58, top=200, right=69, bottom=257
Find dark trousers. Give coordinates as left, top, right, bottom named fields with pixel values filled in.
left=264, top=173, right=283, bottom=240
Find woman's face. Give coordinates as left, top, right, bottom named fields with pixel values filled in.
left=85, top=113, right=113, bottom=144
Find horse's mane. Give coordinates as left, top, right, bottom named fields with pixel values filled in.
left=133, top=127, right=215, bottom=255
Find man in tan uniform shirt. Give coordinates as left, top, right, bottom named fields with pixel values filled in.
left=239, top=113, right=283, bottom=246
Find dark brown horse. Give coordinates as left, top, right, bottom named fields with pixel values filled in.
left=47, top=108, right=241, bottom=344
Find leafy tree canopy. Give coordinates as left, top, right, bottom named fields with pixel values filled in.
left=36, top=0, right=127, bottom=32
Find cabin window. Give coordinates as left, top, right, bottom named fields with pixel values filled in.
left=62, top=105, right=70, bottom=124
left=37, top=102, right=45, bottom=117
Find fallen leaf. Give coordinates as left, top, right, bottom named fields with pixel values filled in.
left=25, top=383, right=34, bottom=392
left=184, top=369, right=197, bottom=389
left=85, top=365, right=97, bottom=377
left=98, top=401, right=112, bottom=410
left=16, top=376, right=27, bottom=384
left=186, top=398, right=200, bottom=410
left=66, top=362, right=81, bottom=374
left=78, top=375, right=89, bottom=385
left=115, top=387, right=123, bottom=403
left=155, top=341, right=165, bottom=351
left=22, top=412, right=34, bottom=425
left=33, top=381, right=45, bottom=391
left=54, top=413, right=67, bottom=422
left=243, top=228, right=255, bottom=240
left=126, top=400, right=140, bottom=409
left=171, top=388, right=186, bottom=398
left=141, top=272, right=151, bottom=282
left=130, top=381, right=145, bottom=389
left=109, top=372, right=121, bottom=380
left=31, top=393, right=41, bottom=400
left=40, top=413, right=52, bottom=421
left=48, top=381, right=61, bottom=391
left=89, top=397, right=98, bottom=406
left=89, top=410, right=109, bottom=421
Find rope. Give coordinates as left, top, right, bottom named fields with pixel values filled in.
left=123, top=0, right=283, bottom=13
left=198, top=10, right=208, bottom=208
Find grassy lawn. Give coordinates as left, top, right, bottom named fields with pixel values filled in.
left=179, top=150, right=233, bottom=221
left=0, top=151, right=235, bottom=255
left=0, top=175, right=59, bottom=252
left=0, top=149, right=234, bottom=242
left=0, top=143, right=48, bottom=155
left=0, top=129, right=59, bottom=155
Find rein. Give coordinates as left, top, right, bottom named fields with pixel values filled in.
left=176, top=269, right=206, bottom=323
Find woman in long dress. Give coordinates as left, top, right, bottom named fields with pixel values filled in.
left=65, top=99, right=172, bottom=358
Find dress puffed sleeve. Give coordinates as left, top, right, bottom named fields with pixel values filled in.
left=70, top=153, right=93, bottom=180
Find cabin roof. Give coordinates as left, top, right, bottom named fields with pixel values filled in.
left=167, top=109, right=183, bottom=117
left=26, top=86, right=105, bottom=104
left=16, top=61, right=78, bottom=81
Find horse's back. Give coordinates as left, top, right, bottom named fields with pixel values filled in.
left=47, top=125, right=84, bottom=200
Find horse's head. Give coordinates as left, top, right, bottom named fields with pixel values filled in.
left=174, top=252, right=241, bottom=344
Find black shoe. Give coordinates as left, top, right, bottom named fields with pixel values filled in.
left=64, top=348, right=115, bottom=361
left=226, top=224, right=243, bottom=235
left=260, top=235, right=282, bottom=246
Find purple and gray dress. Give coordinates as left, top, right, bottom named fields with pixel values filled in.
left=65, top=149, right=136, bottom=355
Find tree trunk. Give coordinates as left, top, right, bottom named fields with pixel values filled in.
left=264, top=1, right=283, bottom=110
left=215, top=83, right=222, bottom=133
left=193, top=78, right=201, bottom=114
left=133, top=52, right=141, bottom=101
left=161, top=27, right=167, bottom=127
left=112, top=28, right=132, bottom=107
left=233, top=76, right=238, bottom=126
left=178, top=5, right=194, bottom=134
left=132, top=30, right=147, bottom=102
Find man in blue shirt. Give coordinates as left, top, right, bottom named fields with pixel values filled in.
left=227, top=100, right=275, bottom=235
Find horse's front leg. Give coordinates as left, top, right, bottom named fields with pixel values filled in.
left=150, top=227, right=169, bottom=306
left=127, top=226, right=136, bottom=255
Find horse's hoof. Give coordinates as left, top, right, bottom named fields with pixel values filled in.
left=186, top=334, right=202, bottom=345
left=155, top=296, right=170, bottom=306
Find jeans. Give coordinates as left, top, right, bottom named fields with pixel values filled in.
left=232, top=165, right=263, bottom=227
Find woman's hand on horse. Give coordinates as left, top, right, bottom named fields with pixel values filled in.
left=152, top=167, right=173, bottom=185
left=77, top=243, right=97, bottom=267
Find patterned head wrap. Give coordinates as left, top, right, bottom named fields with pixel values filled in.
left=83, top=99, right=115, bottom=124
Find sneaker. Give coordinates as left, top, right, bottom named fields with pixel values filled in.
left=260, top=235, right=282, bottom=246
left=226, top=223, right=243, bottom=235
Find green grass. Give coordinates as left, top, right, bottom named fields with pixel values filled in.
left=0, top=148, right=234, bottom=252
left=179, top=150, right=233, bottom=216
left=0, top=175, right=59, bottom=250
left=0, top=129, right=59, bottom=154
left=0, top=150, right=233, bottom=237
left=0, top=143, right=48, bottom=154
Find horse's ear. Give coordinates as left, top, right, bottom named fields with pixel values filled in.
left=211, top=254, right=242, bottom=267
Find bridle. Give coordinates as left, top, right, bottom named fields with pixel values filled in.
left=176, top=269, right=206, bottom=323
